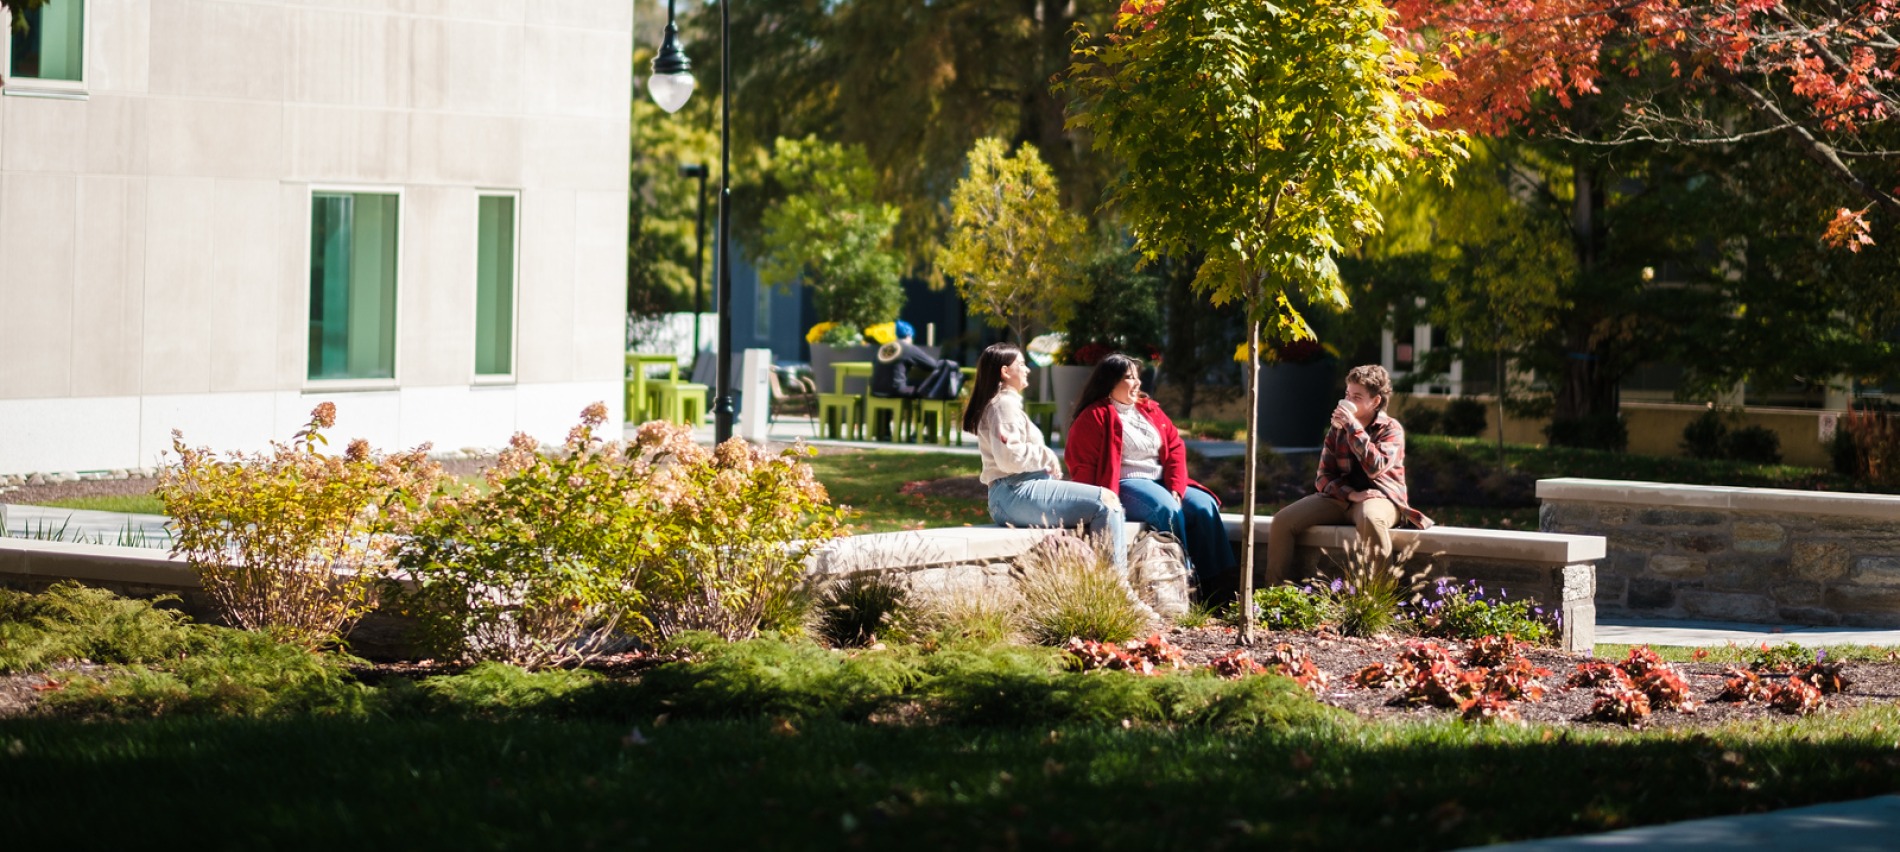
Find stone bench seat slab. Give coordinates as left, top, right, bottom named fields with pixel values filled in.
left=1538, top=477, right=1900, bottom=522
left=1218, top=513, right=1606, bottom=563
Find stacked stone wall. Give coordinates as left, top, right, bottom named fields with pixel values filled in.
left=1540, top=482, right=1900, bottom=627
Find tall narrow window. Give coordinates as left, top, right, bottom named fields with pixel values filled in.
left=309, top=192, right=399, bottom=381
left=9, top=0, right=84, bottom=82
left=475, top=195, right=516, bottom=377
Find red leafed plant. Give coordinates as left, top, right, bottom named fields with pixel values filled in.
left=1637, top=669, right=1699, bottom=713
left=1463, top=634, right=1524, bottom=669
left=1460, top=693, right=1522, bottom=725
left=1260, top=643, right=1330, bottom=693
left=1794, top=660, right=1853, bottom=696
left=1208, top=649, right=1268, bottom=680
left=1065, top=634, right=1185, bottom=676
left=1351, top=662, right=1397, bottom=690
left=1484, top=657, right=1552, bottom=702
left=1586, top=680, right=1654, bottom=726
left=1566, top=660, right=1622, bottom=689
left=1716, top=667, right=1768, bottom=703
left=1766, top=677, right=1827, bottom=716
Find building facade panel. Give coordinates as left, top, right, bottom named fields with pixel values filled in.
left=0, top=1, right=631, bottom=475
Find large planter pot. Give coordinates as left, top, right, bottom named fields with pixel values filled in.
left=1254, top=359, right=1341, bottom=449
left=809, top=343, right=880, bottom=394
left=1050, top=365, right=1094, bottom=436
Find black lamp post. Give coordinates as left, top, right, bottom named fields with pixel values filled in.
left=648, top=0, right=737, bottom=443
left=679, top=163, right=709, bottom=356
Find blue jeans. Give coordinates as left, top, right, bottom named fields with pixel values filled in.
left=1120, top=478, right=1235, bottom=586
left=988, top=471, right=1127, bottom=570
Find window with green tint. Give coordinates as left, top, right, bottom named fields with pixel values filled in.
left=308, top=193, right=399, bottom=381
left=9, top=0, right=84, bottom=82
left=475, top=195, right=516, bottom=376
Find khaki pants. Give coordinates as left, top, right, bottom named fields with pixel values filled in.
left=1264, top=492, right=1398, bottom=584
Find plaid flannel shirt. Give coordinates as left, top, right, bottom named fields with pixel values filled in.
left=1316, top=410, right=1433, bottom=529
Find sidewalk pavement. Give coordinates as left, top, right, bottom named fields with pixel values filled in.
left=1466, top=794, right=1900, bottom=851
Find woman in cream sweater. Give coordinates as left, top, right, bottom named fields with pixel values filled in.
left=961, top=343, right=1125, bottom=567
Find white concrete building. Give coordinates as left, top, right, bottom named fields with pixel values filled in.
left=0, top=0, right=631, bottom=476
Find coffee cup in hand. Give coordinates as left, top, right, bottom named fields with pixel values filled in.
left=1336, top=399, right=1358, bottom=417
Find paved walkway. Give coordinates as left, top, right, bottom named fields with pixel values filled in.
left=1466, top=794, right=1900, bottom=850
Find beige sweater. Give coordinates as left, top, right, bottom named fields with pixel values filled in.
left=976, top=389, right=1061, bottom=485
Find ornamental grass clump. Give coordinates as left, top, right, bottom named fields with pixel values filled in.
left=158, top=403, right=442, bottom=648
left=1016, top=531, right=1153, bottom=645
left=1314, top=539, right=1432, bottom=638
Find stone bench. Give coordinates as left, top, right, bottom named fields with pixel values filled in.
left=807, top=521, right=1190, bottom=617
left=1222, top=513, right=1603, bottom=652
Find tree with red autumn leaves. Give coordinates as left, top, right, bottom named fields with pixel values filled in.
left=1393, top=0, right=1900, bottom=238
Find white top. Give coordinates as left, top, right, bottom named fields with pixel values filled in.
left=1115, top=399, right=1163, bottom=481
left=976, top=389, right=1062, bottom=485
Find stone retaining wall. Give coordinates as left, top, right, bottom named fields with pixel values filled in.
left=1538, top=478, right=1900, bottom=627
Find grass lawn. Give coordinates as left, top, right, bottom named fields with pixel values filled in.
left=804, top=450, right=992, bottom=533
left=27, top=493, right=165, bottom=515
left=5, top=707, right=1900, bottom=849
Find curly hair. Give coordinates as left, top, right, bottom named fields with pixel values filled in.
left=1345, top=364, right=1392, bottom=411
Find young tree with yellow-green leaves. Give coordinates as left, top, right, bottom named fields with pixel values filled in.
left=939, top=138, right=1090, bottom=344
left=1065, top=0, right=1465, bottom=642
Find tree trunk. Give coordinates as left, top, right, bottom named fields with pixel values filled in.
left=1237, top=295, right=1262, bottom=646
left=1555, top=147, right=1615, bottom=422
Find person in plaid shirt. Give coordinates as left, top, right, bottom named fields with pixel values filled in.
left=1265, top=364, right=1433, bottom=584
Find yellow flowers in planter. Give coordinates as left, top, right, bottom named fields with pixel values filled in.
left=864, top=322, right=898, bottom=345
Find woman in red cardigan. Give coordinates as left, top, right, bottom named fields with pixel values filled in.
left=1065, top=353, right=1234, bottom=589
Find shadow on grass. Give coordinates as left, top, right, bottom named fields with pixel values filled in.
left=4, top=710, right=1899, bottom=850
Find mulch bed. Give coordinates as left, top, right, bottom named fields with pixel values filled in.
left=1163, top=625, right=1900, bottom=729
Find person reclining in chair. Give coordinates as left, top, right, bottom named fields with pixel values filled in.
left=872, top=320, right=962, bottom=400
left=1265, top=364, right=1433, bottom=584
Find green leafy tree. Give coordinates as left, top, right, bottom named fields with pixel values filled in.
left=627, top=96, right=720, bottom=316
left=697, top=0, right=1126, bottom=260
left=755, top=135, right=906, bottom=330
left=1065, top=0, right=1462, bottom=642
left=939, top=138, right=1089, bottom=343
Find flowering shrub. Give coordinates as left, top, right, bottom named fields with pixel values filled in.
left=398, top=412, right=843, bottom=666
left=625, top=425, right=844, bottom=643
left=1407, top=577, right=1555, bottom=646
left=158, top=404, right=442, bottom=648
left=396, top=405, right=666, bottom=666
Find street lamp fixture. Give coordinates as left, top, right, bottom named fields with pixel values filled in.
left=679, top=163, right=709, bottom=357
left=647, top=0, right=737, bottom=444
left=647, top=1, right=695, bottom=114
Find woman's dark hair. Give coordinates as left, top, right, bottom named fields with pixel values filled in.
left=962, top=343, right=1023, bottom=434
left=1073, top=353, right=1143, bottom=420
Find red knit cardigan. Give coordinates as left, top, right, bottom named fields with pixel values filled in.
left=1065, top=396, right=1217, bottom=505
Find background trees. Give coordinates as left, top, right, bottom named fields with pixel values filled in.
left=754, top=136, right=906, bottom=331
left=938, top=138, right=1090, bottom=344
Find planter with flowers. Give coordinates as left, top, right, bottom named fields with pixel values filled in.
left=1240, top=338, right=1341, bottom=449
left=806, top=323, right=878, bottom=394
